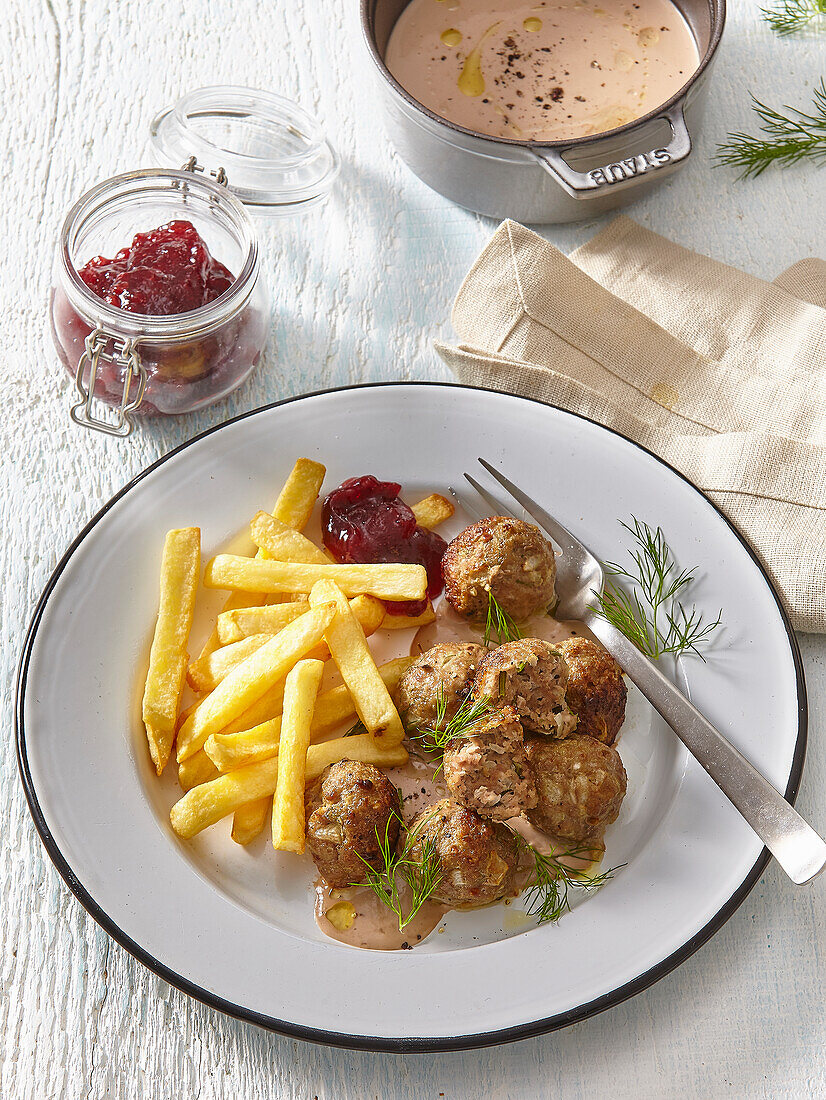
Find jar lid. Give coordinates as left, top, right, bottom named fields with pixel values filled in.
left=150, top=86, right=339, bottom=216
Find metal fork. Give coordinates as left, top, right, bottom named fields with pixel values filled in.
left=463, top=457, right=826, bottom=886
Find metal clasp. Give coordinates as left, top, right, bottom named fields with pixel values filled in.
left=70, top=327, right=147, bottom=437
left=181, top=156, right=228, bottom=188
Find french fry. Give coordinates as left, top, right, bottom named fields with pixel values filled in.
left=381, top=602, right=437, bottom=630
left=231, top=797, right=271, bottom=845
left=193, top=591, right=267, bottom=667
left=206, top=717, right=282, bottom=773
left=267, top=458, right=326, bottom=535
left=194, top=594, right=383, bottom=701
left=228, top=460, right=323, bottom=835
left=411, top=493, right=455, bottom=529
left=175, top=603, right=336, bottom=762
left=216, top=601, right=309, bottom=645
left=220, top=679, right=287, bottom=736
left=186, top=595, right=381, bottom=740
left=217, top=594, right=384, bottom=645
left=170, top=733, right=409, bottom=839
left=309, top=579, right=404, bottom=743
left=205, top=556, right=427, bottom=602
left=193, top=459, right=325, bottom=663
left=178, top=748, right=219, bottom=792
left=272, top=659, right=325, bottom=852
left=187, top=633, right=272, bottom=693
left=204, top=656, right=415, bottom=772
left=250, top=511, right=329, bottom=565
left=310, top=655, right=412, bottom=736
left=142, top=528, right=201, bottom=775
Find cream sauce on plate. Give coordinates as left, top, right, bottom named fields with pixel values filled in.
left=386, top=0, right=700, bottom=141
left=314, top=601, right=606, bottom=950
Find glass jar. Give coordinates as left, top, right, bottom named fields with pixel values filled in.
left=51, top=86, right=338, bottom=436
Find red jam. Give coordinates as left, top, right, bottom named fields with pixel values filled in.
left=78, top=220, right=235, bottom=315
left=321, top=476, right=447, bottom=616
left=53, top=219, right=264, bottom=416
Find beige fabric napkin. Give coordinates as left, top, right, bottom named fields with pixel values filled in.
left=435, top=218, right=826, bottom=633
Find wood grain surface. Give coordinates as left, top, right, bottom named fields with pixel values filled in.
left=1, top=0, right=824, bottom=1096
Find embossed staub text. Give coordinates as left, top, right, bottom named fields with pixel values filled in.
left=588, top=148, right=671, bottom=186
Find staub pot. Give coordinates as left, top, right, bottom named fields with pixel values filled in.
left=362, top=0, right=725, bottom=223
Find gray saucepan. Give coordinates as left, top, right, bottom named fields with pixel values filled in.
left=361, top=0, right=726, bottom=223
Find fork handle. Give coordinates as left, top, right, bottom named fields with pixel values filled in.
left=586, top=617, right=826, bottom=885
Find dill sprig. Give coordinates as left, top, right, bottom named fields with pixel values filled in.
left=591, top=517, right=722, bottom=661
left=484, top=589, right=524, bottom=647
left=353, top=810, right=444, bottom=932
left=716, top=81, right=826, bottom=178
left=761, top=0, right=826, bottom=35
left=520, top=840, right=622, bottom=924
left=414, top=692, right=496, bottom=758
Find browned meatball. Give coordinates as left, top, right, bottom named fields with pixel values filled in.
left=396, top=642, right=487, bottom=733
left=443, top=704, right=536, bottom=821
left=305, top=761, right=401, bottom=887
left=407, top=798, right=520, bottom=909
left=525, top=735, right=626, bottom=841
left=442, top=516, right=556, bottom=622
left=473, top=638, right=577, bottom=738
left=557, top=637, right=627, bottom=745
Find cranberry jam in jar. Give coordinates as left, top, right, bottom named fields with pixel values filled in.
left=51, top=86, right=338, bottom=435
left=322, top=476, right=447, bottom=615
left=51, top=168, right=269, bottom=434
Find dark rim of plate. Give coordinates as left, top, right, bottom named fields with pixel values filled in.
left=15, top=381, right=808, bottom=1054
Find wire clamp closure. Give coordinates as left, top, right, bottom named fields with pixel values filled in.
left=70, top=327, right=147, bottom=437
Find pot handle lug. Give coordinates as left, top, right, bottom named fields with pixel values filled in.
left=531, top=102, right=692, bottom=199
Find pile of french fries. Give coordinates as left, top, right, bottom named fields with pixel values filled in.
left=140, top=458, right=454, bottom=856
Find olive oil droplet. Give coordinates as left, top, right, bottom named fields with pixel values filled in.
left=440, top=27, right=462, bottom=46
left=523, top=16, right=542, bottom=32
left=458, top=21, right=500, bottom=98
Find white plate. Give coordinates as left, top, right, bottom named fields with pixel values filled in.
left=16, top=383, right=806, bottom=1051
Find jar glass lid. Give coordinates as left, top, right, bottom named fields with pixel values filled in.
left=150, top=85, right=339, bottom=216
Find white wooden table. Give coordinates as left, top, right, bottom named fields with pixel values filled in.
left=2, top=0, right=825, bottom=1096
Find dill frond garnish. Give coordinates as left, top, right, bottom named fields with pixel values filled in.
left=343, top=719, right=367, bottom=737
left=591, top=517, right=722, bottom=661
left=761, top=0, right=825, bottom=35
left=716, top=81, right=826, bottom=177
left=353, top=810, right=443, bottom=932
left=414, top=692, right=496, bottom=759
left=484, top=589, right=524, bottom=647
left=520, top=840, right=623, bottom=924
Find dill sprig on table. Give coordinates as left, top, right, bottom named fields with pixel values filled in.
left=353, top=810, right=443, bottom=932
left=520, top=841, right=622, bottom=924
left=716, top=81, right=826, bottom=178
left=591, top=518, right=722, bottom=660
left=760, top=0, right=826, bottom=35
left=413, top=692, right=496, bottom=758
left=483, top=589, right=523, bottom=647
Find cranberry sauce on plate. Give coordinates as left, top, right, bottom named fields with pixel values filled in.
left=321, top=476, right=447, bottom=615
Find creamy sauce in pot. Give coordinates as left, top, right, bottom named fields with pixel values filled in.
left=385, top=0, right=700, bottom=141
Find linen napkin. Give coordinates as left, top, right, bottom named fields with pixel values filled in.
left=435, top=218, right=826, bottom=633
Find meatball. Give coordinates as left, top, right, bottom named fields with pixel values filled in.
left=525, top=735, right=626, bottom=841
left=305, top=760, right=401, bottom=888
left=407, top=798, right=520, bottom=909
left=442, top=516, right=556, bottom=622
left=396, top=642, right=487, bottom=732
left=556, top=637, right=627, bottom=745
left=473, top=638, right=577, bottom=738
left=443, top=704, right=536, bottom=821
